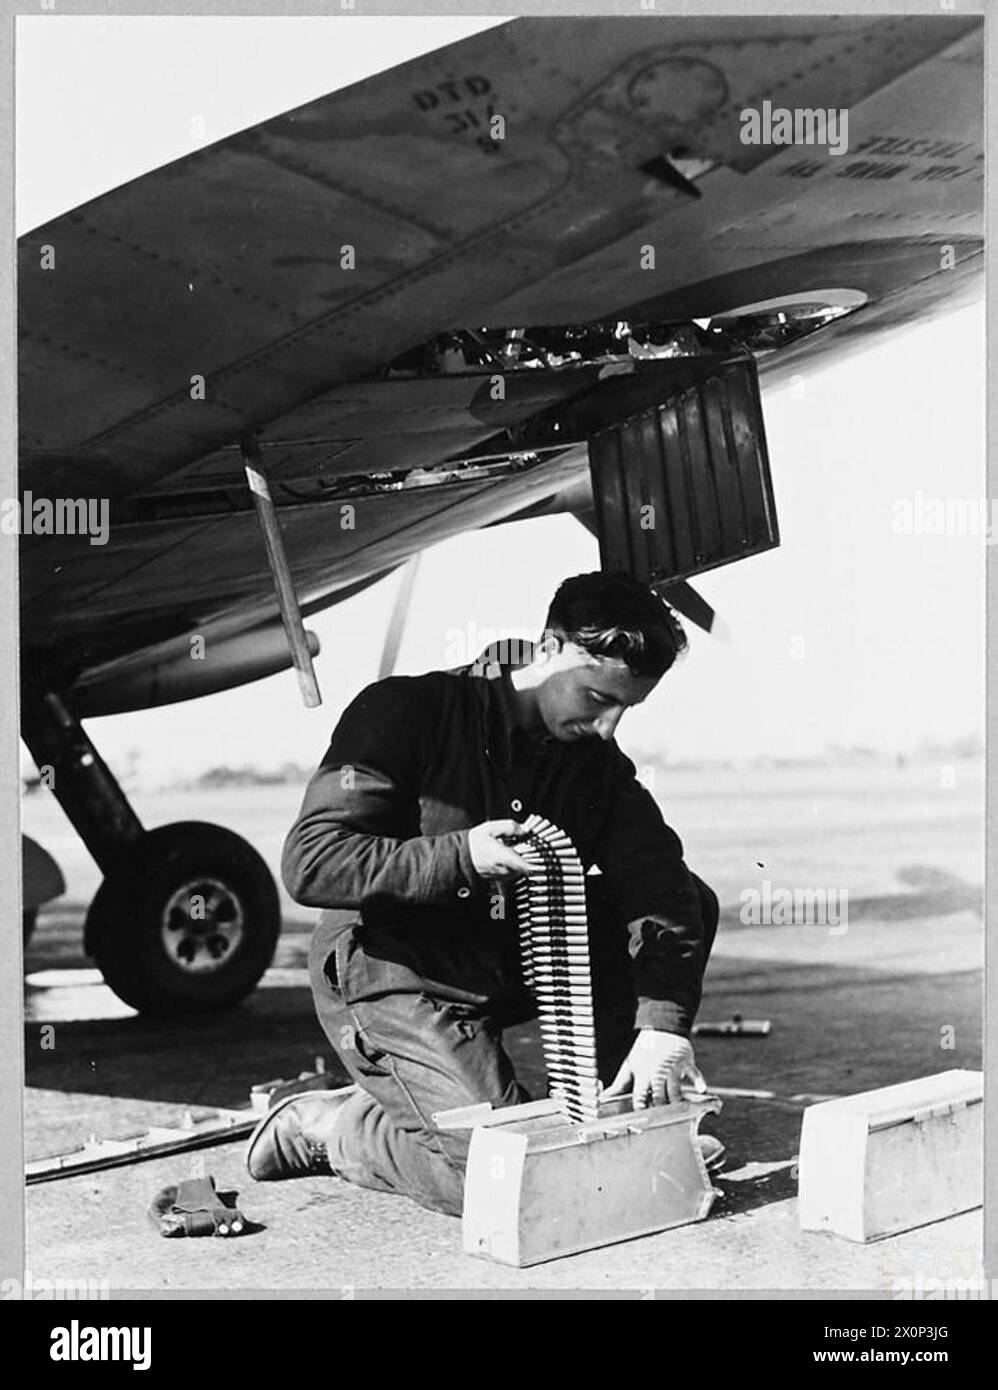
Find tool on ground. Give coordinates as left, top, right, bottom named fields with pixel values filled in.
left=710, top=1086, right=835, bottom=1109
left=446, top=814, right=722, bottom=1266
left=693, top=1014, right=771, bottom=1037
left=26, top=1058, right=340, bottom=1183
left=250, top=1056, right=339, bottom=1112
left=148, top=1175, right=248, bottom=1238
left=797, top=1069, right=982, bottom=1242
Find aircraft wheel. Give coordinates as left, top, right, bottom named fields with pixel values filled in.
left=85, top=822, right=281, bottom=1015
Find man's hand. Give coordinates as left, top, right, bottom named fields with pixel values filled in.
left=602, top=1029, right=707, bottom=1109
left=467, top=820, right=538, bottom=881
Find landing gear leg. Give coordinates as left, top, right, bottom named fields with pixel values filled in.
left=20, top=691, right=145, bottom=872
left=21, top=690, right=280, bottom=1015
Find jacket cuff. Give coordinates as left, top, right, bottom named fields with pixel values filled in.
left=635, top=998, right=691, bottom=1037
left=454, top=829, right=480, bottom=893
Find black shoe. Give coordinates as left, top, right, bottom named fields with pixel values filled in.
left=245, top=1085, right=358, bottom=1182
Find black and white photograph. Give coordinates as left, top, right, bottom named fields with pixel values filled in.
left=2, top=0, right=991, bottom=1329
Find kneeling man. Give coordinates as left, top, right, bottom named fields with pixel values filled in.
left=247, top=571, right=720, bottom=1215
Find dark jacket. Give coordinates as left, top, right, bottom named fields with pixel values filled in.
left=281, top=648, right=709, bottom=1035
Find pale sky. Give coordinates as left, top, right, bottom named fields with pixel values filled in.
left=16, top=17, right=985, bottom=783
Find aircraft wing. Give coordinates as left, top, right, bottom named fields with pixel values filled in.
left=18, top=14, right=982, bottom=713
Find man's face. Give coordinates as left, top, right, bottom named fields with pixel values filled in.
left=534, top=640, right=660, bottom=743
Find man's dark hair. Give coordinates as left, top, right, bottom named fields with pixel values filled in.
left=543, top=571, right=688, bottom=679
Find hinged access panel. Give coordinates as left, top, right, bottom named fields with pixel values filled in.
left=588, top=355, right=779, bottom=587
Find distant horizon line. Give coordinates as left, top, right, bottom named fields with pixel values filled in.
left=27, top=740, right=978, bottom=794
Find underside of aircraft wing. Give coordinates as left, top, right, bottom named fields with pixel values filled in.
left=18, top=14, right=982, bottom=710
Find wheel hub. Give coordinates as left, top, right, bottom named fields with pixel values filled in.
left=161, top=876, right=245, bottom=974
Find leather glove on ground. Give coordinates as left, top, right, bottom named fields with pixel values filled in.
left=148, top=1176, right=247, bottom=1237
left=603, top=1029, right=708, bottom=1109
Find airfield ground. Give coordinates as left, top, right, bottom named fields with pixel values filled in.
left=20, top=759, right=983, bottom=1294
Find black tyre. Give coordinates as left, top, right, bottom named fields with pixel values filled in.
left=22, top=907, right=38, bottom=945
left=85, top=822, right=280, bottom=1015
